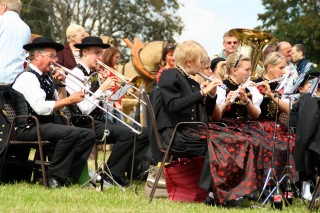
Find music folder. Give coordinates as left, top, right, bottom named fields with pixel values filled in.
left=109, top=83, right=133, bottom=101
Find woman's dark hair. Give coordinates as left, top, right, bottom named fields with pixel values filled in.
left=162, top=43, right=176, bottom=61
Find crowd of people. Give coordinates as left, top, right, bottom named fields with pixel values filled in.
left=1, top=0, right=320, bottom=208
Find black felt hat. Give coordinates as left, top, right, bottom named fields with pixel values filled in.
left=74, top=36, right=110, bottom=49
left=210, top=57, right=225, bottom=70
left=23, top=37, right=64, bottom=51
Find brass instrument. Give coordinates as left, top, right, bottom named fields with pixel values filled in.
left=229, top=28, right=276, bottom=77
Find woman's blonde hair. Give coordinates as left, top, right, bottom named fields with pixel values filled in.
left=226, top=52, right=250, bottom=75
left=263, top=52, right=286, bottom=74
left=215, top=61, right=227, bottom=80
left=66, top=24, right=86, bottom=43
left=174, top=40, right=208, bottom=68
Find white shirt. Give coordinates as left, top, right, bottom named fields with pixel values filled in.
left=12, top=64, right=56, bottom=115
left=66, top=62, right=111, bottom=115
left=0, top=11, right=31, bottom=84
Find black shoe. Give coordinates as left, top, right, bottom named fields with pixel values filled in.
left=47, top=177, right=65, bottom=189
left=104, top=174, right=129, bottom=187
left=204, top=195, right=215, bottom=206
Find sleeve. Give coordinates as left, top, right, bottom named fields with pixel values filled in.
left=158, top=70, right=203, bottom=112
left=12, top=72, right=55, bottom=115
left=247, top=85, right=263, bottom=114
left=65, top=68, right=104, bottom=115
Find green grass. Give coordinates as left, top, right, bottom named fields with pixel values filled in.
left=0, top=151, right=313, bottom=212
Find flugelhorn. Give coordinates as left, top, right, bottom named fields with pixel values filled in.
left=96, top=60, right=146, bottom=105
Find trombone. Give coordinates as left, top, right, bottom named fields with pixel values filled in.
left=96, top=60, right=147, bottom=105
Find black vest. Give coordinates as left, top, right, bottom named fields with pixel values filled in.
left=70, top=64, right=106, bottom=123
left=12, top=68, right=55, bottom=127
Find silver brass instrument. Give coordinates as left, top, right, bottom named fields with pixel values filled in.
left=96, top=60, right=146, bottom=105
left=229, top=28, right=276, bottom=77
left=197, top=72, right=228, bottom=91
left=254, top=76, right=285, bottom=87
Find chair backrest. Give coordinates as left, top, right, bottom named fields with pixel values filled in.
left=142, top=90, right=166, bottom=154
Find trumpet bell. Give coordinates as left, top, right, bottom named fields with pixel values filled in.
left=229, top=28, right=276, bottom=77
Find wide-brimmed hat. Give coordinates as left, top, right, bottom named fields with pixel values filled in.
left=23, top=37, right=64, bottom=51
left=74, top=36, right=110, bottom=49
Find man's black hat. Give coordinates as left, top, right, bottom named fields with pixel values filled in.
left=74, top=36, right=110, bottom=49
left=23, top=37, right=64, bottom=51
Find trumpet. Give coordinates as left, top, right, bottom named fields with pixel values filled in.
left=253, top=76, right=285, bottom=87
left=96, top=60, right=146, bottom=105
left=197, top=72, right=228, bottom=91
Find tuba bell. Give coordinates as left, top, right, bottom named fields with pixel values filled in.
left=229, top=28, right=276, bottom=77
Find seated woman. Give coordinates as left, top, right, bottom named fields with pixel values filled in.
left=158, top=40, right=262, bottom=205
left=218, top=52, right=263, bottom=123
left=156, top=43, right=176, bottom=83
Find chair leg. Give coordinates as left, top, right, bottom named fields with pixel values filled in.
left=37, top=144, right=48, bottom=187
left=93, top=144, right=98, bottom=171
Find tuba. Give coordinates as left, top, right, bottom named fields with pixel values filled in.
left=229, top=28, right=276, bottom=77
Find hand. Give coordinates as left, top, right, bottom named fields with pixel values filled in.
left=52, top=67, right=66, bottom=82
left=258, top=81, right=272, bottom=96
left=68, top=91, right=85, bottom=104
left=238, top=86, right=248, bottom=102
left=202, top=78, right=222, bottom=96
left=100, top=76, right=118, bottom=92
left=226, top=91, right=235, bottom=105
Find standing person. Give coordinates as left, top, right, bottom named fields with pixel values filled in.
left=292, top=43, right=313, bottom=74
left=56, top=24, right=86, bottom=70
left=66, top=36, right=150, bottom=186
left=11, top=37, right=96, bottom=188
left=0, top=0, right=31, bottom=85
left=156, top=43, right=176, bottom=82
left=158, top=40, right=262, bottom=205
left=212, top=31, right=239, bottom=60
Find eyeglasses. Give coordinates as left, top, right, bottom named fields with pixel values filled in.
left=225, top=41, right=238, bottom=45
left=42, top=54, right=58, bottom=61
left=234, top=54, right=242, bottom=68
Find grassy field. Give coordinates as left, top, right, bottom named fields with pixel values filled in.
left=0, top=152, right=313, bottom=212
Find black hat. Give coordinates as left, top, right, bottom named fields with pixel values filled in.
left=23, top=37, right=64, bottom=51
left=74, top=36, right=110, bottom=49
left=210, top=57, right=225, bottom=70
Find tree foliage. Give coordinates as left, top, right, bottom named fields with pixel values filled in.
left=20, top=0, right=184, bottom=44
left=256, top=0, right=320, bottom=64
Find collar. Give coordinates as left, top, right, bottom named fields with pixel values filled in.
left=78, top=62, right=91, bottom=75
left=176, top=66, right=191, bottom=78
left=29, top=63, right=46, bottom=76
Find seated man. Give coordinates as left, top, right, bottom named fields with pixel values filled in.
left=12, top=37, right=96, bottom=188
left=66, top=36, right=149, bottom=186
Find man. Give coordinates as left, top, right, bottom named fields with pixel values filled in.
left=66, top=36, right=149, bottom=186
left=0, top=0, right=31, bottom=85
left=276, top=41, right=298, bottom=89
left=292, top=43, right=312, bottom=74
left=12, top=37, right=96, bottom=188
left=212, top=31, right=239, bottom=60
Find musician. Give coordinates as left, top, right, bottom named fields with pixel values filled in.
left=56, top=24, right=86, bottom=70
left=218, top=52, right=263, bottom=121
left=158, top=40, right=262, bottom=205
left=212, top=31, right=239, bottom=60
left=66, top=36, right=149, bottom=186
left=291, top=44, right=313, bottom=75
left=11, top=37, right=96, bottom=188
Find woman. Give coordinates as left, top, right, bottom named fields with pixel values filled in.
left=158, top=40, right=261, bottom=204
left=156, top=43, right=176, bottom=82
left=219, top=52, right=263, bottom=122
left=57, top=24, right=86, bottom=69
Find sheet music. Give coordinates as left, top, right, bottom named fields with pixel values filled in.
left=109, top=83, right=133, bottom=101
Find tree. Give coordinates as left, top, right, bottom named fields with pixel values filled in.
left=257, top=0, right=320, bottom=64
left=21, top=0, right=184, bottom=44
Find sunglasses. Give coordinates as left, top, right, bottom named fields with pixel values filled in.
left=225, top=41, right=238, bottom=45
left=234, top=54, right=242, bottom=68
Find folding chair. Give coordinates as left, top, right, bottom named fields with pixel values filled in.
left=3, top=95, right=52, bottom=187
left=142, top=90, right=209, bottom=203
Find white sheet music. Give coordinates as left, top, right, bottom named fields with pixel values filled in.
left=109, top=83, right=133, bottom=101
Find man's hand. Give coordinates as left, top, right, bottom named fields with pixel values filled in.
left=67, top=91, right=85, bottom=104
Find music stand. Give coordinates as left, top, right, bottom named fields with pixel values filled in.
left=80, top=94, right=125, bottom=192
